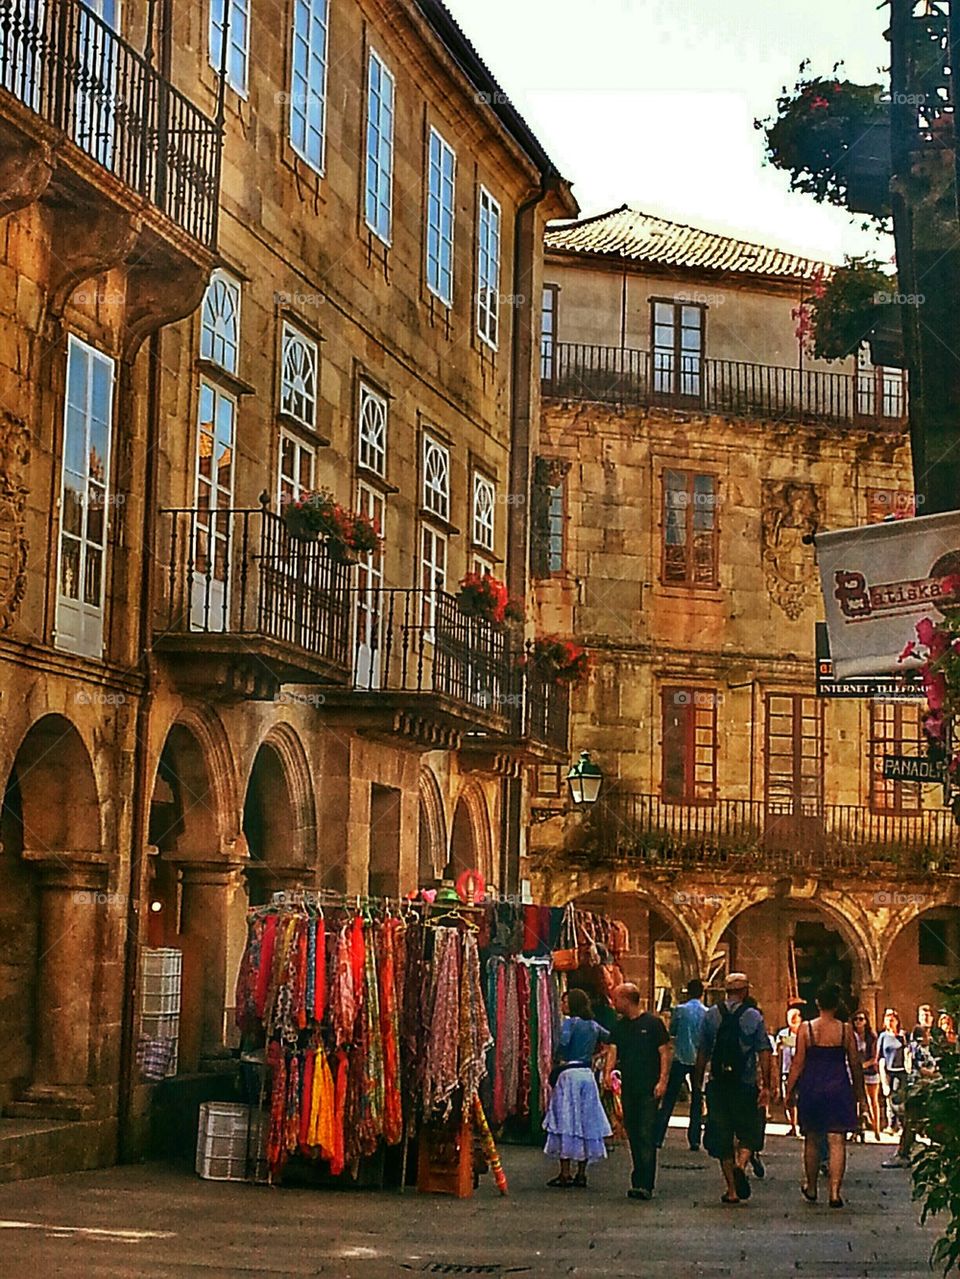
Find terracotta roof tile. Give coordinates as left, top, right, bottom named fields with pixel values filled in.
left=545, top=205, right=829, bottom=281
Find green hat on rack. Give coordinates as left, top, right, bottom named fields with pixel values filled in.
left=435, top=864, right=461, bottom=905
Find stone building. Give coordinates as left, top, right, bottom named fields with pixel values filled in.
left=528, top=205, right=960, bottom=1028
left=0, top=0, right=574, bottom=1180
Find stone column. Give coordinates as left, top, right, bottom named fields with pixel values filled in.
left=175, top=860, right=245, bottom=1072
left=15, top=854, right=109, bottom=1117
left=859, top=981, right=882, bottom=1029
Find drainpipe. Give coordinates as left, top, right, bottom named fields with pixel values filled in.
left=117, top=328, right=162, bottom=1162
left=503, top=175, right=551, bottom=895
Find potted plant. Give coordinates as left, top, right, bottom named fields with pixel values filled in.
left=757, top=66, right=890, bottom=218
left=282, top=489, right=381, bottom=563
left=524, top=635, right=590, bottom=687
left=456, top=572, right=524, bottom=630
left=803, top=257, right=896, bottom=361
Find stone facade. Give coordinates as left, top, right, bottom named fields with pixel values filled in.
left=528, top=229, right=960, bottom=1029
left=0, top=0, right=573, bottom=1180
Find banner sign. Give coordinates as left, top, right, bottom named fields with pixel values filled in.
left=815, top=625, right=923, bottom=699
left=816, top=510, right=960, bottom=679
left=882, top=755, right=946, bottom=782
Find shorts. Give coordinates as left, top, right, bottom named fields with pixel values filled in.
left=704, top=1081, right=761, bottom=1160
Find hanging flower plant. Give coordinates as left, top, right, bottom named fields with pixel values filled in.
left=804, top=257, right=895, bottom=361
left=282, top=489, right=381, bottom=559
left=756, top=65, right=889, bottom=215
left=523, top=635, right=590, bottom=687
left=899, top=574, right=960, bottom=822
left=456, top=572, right=525, bottom=630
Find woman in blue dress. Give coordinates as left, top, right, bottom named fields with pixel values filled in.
left=543, top=988, right=613, bottom=1187
left=784, top=982, right=865, bottom=1208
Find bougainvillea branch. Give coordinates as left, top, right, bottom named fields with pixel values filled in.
left=900, top=576, right=960, bottom=822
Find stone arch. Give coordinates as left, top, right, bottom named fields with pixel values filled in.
left=244, top=723, right=316, bottom=868
left=418, top=766, right=447, bottom=887
left=879, top=901, right=960, bottom=1029
left=9, top=712, right=101, bottom=857
left=149, top=706, right=241, bottom=858
left=449, top=782, right=494, bottom=886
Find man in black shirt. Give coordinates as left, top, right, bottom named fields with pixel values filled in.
left=604, top=983, right=672, bottom=1200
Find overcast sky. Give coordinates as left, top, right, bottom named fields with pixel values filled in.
left=442, top=0, right=894, bottom=264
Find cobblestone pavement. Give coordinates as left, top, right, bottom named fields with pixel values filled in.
left=0, top=1129, right=936, bottom=1278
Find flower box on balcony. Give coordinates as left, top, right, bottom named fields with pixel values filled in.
left=524, top=636, right=590, bottom=688
left=456, top=573, right=524, bottom=631
left=282, top=490, right=380, bottom=562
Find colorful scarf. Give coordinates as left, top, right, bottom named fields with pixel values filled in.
left=423, top=927, right=462, bottom=1117
left=379, top=918, right=403, bottom=1145
left=515, top=961, right=531, bottom=1119
left=332, top=924, right=356, bottom=1047
left=459, top=931, right=493, bottom=1107
left=357, top=925, right=385, bottom=1157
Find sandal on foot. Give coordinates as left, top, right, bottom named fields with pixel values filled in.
left=720, top=1193, right=740, bottom=1205
left=572, top=1173, right=587, bottom=1188
left=829, top=1197, right=845, bottom=1209
left=733, top=1167, right=751, bottom=1200
left=800, top=1185, right=817, bottom=1203
left=547, top=1175, right=572, bottom=1188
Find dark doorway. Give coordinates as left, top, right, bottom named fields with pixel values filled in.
left=792, top=920, right=854, bottom=1017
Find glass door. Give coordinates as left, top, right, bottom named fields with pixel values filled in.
left=354, top=483, right=384, bottom=689
left=74, top=0, right=119, bottom=167
left=191, top=382, right=235, bottom=631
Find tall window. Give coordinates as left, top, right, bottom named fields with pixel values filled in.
left=277, top=433, right=315, bottom=506
left=74, top=0, right=118, bottom=166
left=420, top=524, right=447, bottom=637
left=532, top=457, right=567, bottom=577
left=870, top=701, right=924, bottom=815
left=541, top=285, right=558, bottom=379
left=200, top=271, right=240, bottom=374
left=192, top=382, right=236, bottom=630
left=652, top=300, right=704, bottom=400
left=56, top=336, right=115, bottom=657
left=279, top=323, right=318, bottom=429
left=355, top=481, right=385, bottom=686
left=426, top=128, right=455, bottom=305
left=289, top=0, right=328, bottom=172
left=765, top=693, right=823, bottom=816
left=476, top=186, right=501, bottom=348
left=857, top=348, right=907, bottom=422
left=661, top=687, right=717, bottom=804
left=662, top=469, right=718, bottom=587
left=210, top=0, right=250, bottom=96
left=365, top=51, right=394, bottom=242
left=473, top=473, right=495, bottom=553
left=358, top=382, right=387, bottom=477
left=422, top=435, right=450, bottom=522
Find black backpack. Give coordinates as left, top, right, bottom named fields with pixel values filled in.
left=711, top=1003, right=748, bottom=1084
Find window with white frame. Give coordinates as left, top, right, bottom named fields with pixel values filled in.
left=365, top=50, right=394, bottom=243
left=422, top=434, right=450, bottom=522
left=210, top=0, right=250, bottom=96
left=277, top=432, right=316, bottom=506
left=476, top=187, right=501, bottom=347
left=426, top=128, right=455, bottom=305
left=473, top=555, right=494, bottom=577
left=56, top=335, right=115, bottom=657
left=289, top=0, right=328, bottom=172
left=420, top=523, right=447, bottom=636
left=473, top=472, right=495, bottom=553
left=200, top=270, right=240, bottom=374
left=280, top=323, right=318, bottom=429
left=192, top=380, right=236, bottom=631
left=358, top=382, right=387, bottom=477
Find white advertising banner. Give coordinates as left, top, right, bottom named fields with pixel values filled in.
left=816, top=510, right=960, bottom=679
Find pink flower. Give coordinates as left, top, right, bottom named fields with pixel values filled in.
left=898, top=640, right=917, bottom=663
left=924, top=710, right=946, bottom=741
left=916, top=617, right=951, bottom=659
left=924, top=671, right=948, bottom=712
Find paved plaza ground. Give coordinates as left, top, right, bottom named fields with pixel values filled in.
left=0, top=1124, right=938, bottom=1278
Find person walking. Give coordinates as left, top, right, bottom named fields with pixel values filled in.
left=654, top=978, right=707, bottom=1151
left=876, top=1008, right=909, bottom=1134
left=695, top=972, right=774, bottom=1206
left=604, top=983, right=671, bottom=1201
left=784, top=982, right=864, bottom=1209
left=938, top=1011, right=957, bottom=1047
left=882, top=1023, right=939, bottom=1169
left=852, top=1011, right=882, bottom=1141
left=775, top=1004, right=804, bottom=1136
left=543, top=988, right=612, bottom=1188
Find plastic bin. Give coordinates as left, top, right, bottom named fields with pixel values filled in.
left=195, top=1101, right=269, bottom=1182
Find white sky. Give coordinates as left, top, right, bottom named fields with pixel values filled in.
left=442, top=0, right=895, bottom=264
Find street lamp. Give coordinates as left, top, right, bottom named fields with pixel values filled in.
left=567, top=751, right=603, bottom=806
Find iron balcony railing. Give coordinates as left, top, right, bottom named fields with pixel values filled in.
left=591, top=792, right=957, bottom=876
left=352, top=586, right=516, bottom=724
left=157, top=506, right=352, bottom=671
left=542, top=342, right=908, bottom=427
left=523, top=657, right=571, bottom=753
left=1, top=0, right=221, bottom=246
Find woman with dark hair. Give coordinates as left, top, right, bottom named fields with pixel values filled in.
left=543, top=987, right=612, bottom=1187
left=785, top=982, right=865, bottom=1208
left=852, top=1011, right=881, bottom=1141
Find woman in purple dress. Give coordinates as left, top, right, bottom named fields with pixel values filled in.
left=785, top=982, right=865, bottom=1208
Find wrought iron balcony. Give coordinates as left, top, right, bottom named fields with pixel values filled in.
left=542, top=342, right=908, bottom=428
left=521, top=657, right=570, bottom=755
left=154, top=506, right=352, bottom=695
left=589, top=792, right=957, bottom=876
left=0, top=0, right=221, bottom=246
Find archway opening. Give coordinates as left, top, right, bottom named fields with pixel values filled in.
left=449, top=795, right=477, bottom=881
left=720, top=899, right=861, bottom=1022
left=242, top=741, right=297, bottom=905
left=881, top=907, right=960, bottom=1031
left=417, top=768, right=446, bottom=891
left=0, top=763, right=38, bottom=1105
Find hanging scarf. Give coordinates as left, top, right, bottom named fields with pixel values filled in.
left=306, top=1048, right=336, bottom=1162
left=349, top=914, right=365, bottom=1009
left=266, top=1040, right=287, bottom=1174
left=254, top=914, right=278, bottom=1020
left=515, top=961, right=531, bottom=1119
left=537, top=968, right=555, bottom=1114
left=357, top=924, right=385, bottom=1157
left=458, top=930, right=493, bottom=1107
left=423, top=927, right=462, bottom=1118
left=329, top=1047, right=349, bottom=1176
left=314, top=916, right=327, bottom=1023
left=306, top=918, right=316, bottom=1019
left=379, top=918, right=403, bottom=1145
left=502, top=959, right=520, bottom=1115
left=400, top=920, right=426, bottom=1134
left=332, top=924, right=356, bottom=1047
left=294, top=920, right=309, bottom=1031
left=284, top=1051, right=301, bottom=1154
left=492, top=959, right=507, bottom=1125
